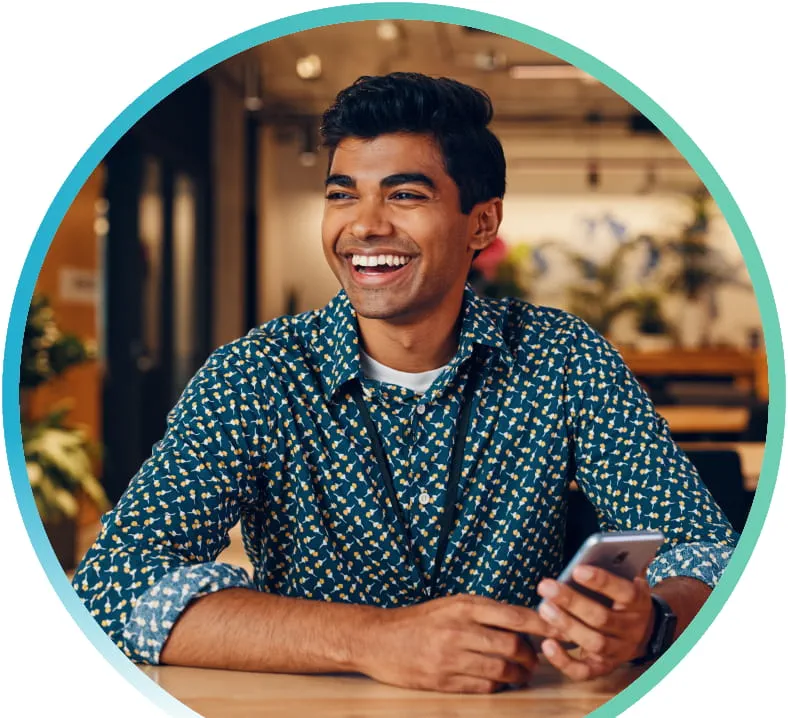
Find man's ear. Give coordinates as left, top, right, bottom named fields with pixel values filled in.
left=468, top=198, right=503, bottom=252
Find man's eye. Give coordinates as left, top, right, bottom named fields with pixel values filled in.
left=390, top=191, right=426, bottom=200
left=326, top=191, right=354, bottom=200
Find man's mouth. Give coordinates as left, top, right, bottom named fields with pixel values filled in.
left=349, top=253, right=413, bottom=275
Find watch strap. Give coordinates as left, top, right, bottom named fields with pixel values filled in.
left=632, top=593, right=677, bottom=665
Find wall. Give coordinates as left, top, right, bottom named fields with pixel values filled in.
left=211, top=76, right=247, bottom=348
left=30, top=165, right=103, bottom=445
left=258, top=125, right=762, bottom=348
left=260, top=124, right=340, bottom=321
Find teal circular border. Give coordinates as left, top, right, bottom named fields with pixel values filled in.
left=2, top=4, right=783, bottom=716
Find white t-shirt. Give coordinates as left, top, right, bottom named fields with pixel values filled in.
left=360, top=350, right=447, bottom=395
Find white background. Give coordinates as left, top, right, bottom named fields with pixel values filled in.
left=1, top=1, right=785, bottom=716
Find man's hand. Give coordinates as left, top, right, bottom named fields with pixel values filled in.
left=534, top=566, right=655, bottom=681
left=357, top=594, right=558, bottom=694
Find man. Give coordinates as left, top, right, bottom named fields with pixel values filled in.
left=73, top=72, right=737, bottom=694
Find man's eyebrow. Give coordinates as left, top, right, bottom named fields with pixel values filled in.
left=324, top=173, right=436, bottom=189
left=325, top=174, right=355, bottom=188
left=380, top=173, right=435, bottom=189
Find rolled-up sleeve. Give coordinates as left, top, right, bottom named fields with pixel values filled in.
left=122, top=563, right=252, bottom=663
left=71, top=343, right=270, bottom=662
left=564, top=320, right=739, bottom=589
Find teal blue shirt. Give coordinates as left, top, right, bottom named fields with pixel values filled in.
left=72, top=287, right=738, bottom=664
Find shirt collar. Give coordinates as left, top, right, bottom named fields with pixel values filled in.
left=317, top=290, right=364, bottom=401
left=318, top=285, right=515, bottom=401
left=454, top=284, right=515, bottom=368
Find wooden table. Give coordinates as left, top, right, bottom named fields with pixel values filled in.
left=656, top=405, right=750, bottom=435
left=138, top=662, right=648, bottom=718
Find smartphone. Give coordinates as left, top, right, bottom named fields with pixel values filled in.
left=524, top=530, right=665, bottom=652
left=549, top=529, right=665, bottom=609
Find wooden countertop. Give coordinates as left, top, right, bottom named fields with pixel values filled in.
left=656, top=404, right=751, bottom=435
left=138, top=661, right=649, bottom=718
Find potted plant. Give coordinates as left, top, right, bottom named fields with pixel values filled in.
left=535, top=232, right=661, bottom=339
left=631, top=291, right=674, bottom=351
left=660, top=188, right=751, bottom=348
left=20, top=295, right=108, bottom=570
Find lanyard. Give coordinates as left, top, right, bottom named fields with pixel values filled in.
left=348, top=355, right=483, bottom=600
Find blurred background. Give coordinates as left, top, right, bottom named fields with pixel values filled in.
left=19, top=20, right=768, bottom=573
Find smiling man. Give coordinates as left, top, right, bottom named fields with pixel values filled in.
left=72, top=72, right=738, bottom=693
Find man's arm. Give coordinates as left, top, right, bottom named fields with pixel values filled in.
left=543, top=318, right=738, bottom=677
left=74, top=339, right=557, bottom=693
left=159, top=587, right=558, bottom=694
left=72, top=344, right=264, bottom=663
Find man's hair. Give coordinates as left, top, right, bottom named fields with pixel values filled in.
left=320, top=72, right=506, bottom=214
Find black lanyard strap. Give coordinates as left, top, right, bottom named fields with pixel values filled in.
left=349, top=354, right=483, bottom=600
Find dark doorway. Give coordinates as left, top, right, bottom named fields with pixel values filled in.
left=102, top=76, right=213, bottom=503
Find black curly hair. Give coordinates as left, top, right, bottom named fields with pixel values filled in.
left=320, top=72, right=506, bottom=214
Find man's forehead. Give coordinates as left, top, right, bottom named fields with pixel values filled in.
left=328, top=134, right=446, bottom=178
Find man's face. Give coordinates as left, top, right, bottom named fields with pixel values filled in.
left=321, top=132, right=497, bottom=324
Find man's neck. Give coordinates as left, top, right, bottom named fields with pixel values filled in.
left=357, top=303, right=463, bottom=373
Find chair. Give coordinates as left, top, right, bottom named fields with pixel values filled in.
left=743, top=402, right=769, bottom=442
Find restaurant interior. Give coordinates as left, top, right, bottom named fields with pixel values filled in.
left=19, top=19, right=770, bottom=717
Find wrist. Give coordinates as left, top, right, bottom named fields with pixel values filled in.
left=633, top=593, right=678, bottom=665
left=342, top=604, right=388, bottom=674
left=636, top=596, right=657, bottom=658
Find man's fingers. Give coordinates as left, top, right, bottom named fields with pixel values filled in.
left=454, top=594, right=558, bottom=639
left=536, top=576, right=647, bottom=635
left=571, top=566, right=639, bottom=604
left=538, top=590, right=643, bottom=639
left=463, top=625, right=538, bottom=671
left=538, top=600, right=629, bottom=657
left=541, top=639, right=610, bottom=682
left=454, top=651, right=532, bottom=686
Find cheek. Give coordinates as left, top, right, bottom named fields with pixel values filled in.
left=321, top=216, right=338, bottom=255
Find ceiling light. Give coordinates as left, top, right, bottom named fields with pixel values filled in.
left=474, top=50, right=507, bottom=71
left=244, top=62, right=264, bottom=112
left=300, top=151, right=317, bottom=168
left=376, top=21, right=400, bottom=41
left=509, top=64, right=598, bottom=82
left=299, top=124, right=318, bottom=167
left=296, top=54, right=322, bottom=80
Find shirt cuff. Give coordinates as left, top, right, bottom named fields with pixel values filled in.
left=123, top=562, right=253, bottom=664
left=646, top=541, right=737, bottom=589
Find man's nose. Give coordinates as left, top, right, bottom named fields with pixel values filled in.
left=350, top=199, right=394, bottom=239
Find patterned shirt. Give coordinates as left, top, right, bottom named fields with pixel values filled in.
left=72, top=287, right=738, bottom=664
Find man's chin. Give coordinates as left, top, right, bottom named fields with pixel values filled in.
left=345, top=290, right=414, bottom=323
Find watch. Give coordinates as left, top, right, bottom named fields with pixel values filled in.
left=632, top=594, right=677, bottom=665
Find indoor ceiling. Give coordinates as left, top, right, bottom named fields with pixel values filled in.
left=214, top=20, right=640, bottom=127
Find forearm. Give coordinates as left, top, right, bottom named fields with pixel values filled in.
left=159, top=587, right=379, bottom=674
left=652, top=576, right=711, bottom=641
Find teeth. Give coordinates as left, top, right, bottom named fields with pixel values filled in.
left=351, top=254, right=411, bottom=268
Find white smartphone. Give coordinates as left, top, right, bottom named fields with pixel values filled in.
left=524, top=530, right=665, bottom=652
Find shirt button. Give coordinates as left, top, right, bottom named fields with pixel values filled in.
left=416, top=404, right=426, bottom=415
left=418, top=492, right=431, bottom=506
